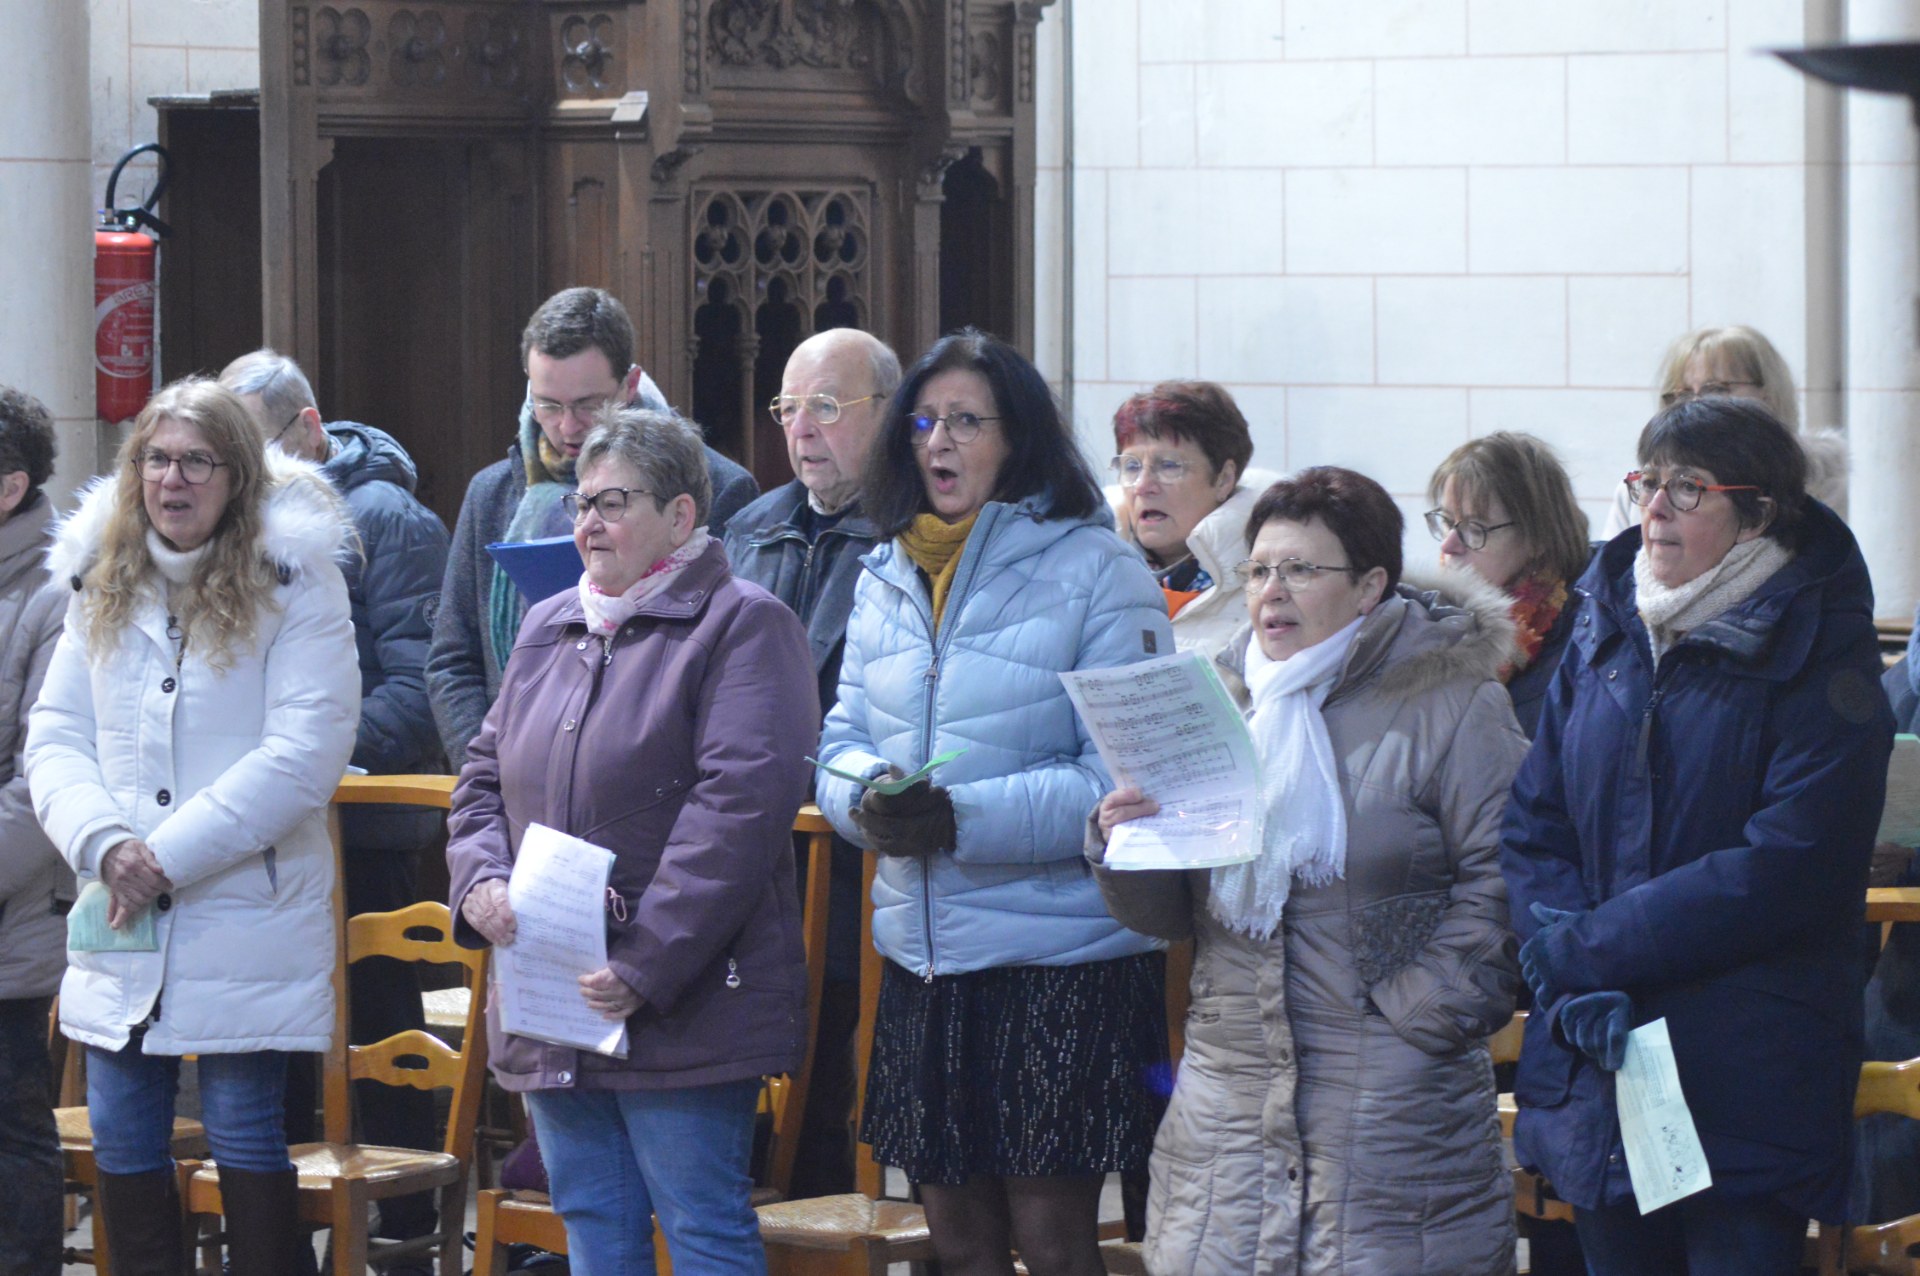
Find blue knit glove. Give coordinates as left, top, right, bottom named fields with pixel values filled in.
left=1559, top=991, right=1633, bottom=1071
left=1518, top=902, right=1579, bottom=1008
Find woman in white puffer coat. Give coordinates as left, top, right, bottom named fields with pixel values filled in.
left=26, top=377, right=359, bottom=1276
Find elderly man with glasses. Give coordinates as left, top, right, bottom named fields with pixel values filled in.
left=426, top=287, right=757, bottom=771
left=721, top=325, right=898, bottom=1198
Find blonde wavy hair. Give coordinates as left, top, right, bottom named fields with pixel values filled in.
left=83, top=378, right=278, bottom=668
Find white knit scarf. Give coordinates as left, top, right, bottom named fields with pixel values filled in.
left=1634, top=535, right=1791, bottom=664
left=577, top=529, right=711, bottom=637
left=1209, top=614, right=1365, bottom=941
left=146, top=529, right=209, bottom=585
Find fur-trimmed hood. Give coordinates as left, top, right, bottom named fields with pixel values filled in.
left=1215, top=566, right=1519, bottom=706
left=46, top=451, right=353, bottom=590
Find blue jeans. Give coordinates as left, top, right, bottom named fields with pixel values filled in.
left=526, top=1079, right=763, bottom=1276
left=87, top=1038, right=293, bottom=1175
left=1575, top=1190, right=1808, bottom=1276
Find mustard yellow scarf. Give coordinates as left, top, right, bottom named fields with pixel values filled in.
left=898, top=512, right=979, bottom=629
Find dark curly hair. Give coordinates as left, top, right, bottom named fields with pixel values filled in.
left=1636, top=396, right=1807, bottom=545
left=0, top=385, right=56, bottom=502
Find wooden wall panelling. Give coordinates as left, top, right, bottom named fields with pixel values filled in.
left=154, top=95, right=265, bottom=385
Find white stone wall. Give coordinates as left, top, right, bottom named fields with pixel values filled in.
left=0, top=0, right=98, bottom=498
left=90, top=0, right=259, bottom=208
left=1048, top=0, right=1855, bottom=580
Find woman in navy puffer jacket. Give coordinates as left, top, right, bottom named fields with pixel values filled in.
left=817, top=329, right=1171, bottom=1276
left=1503, top=396, right=1893, bottom=1275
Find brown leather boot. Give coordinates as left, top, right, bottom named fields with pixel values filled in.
left=216, top=1166, right=306, bottom=1276
left=95, top=1168, right=186, bottom=1276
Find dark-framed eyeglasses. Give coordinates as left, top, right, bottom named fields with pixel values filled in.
left=531, top=394, right=616, bottom=425
left=1232, top=557, right=1355, bottom=594
left=1424, top=508, right=1515, bottom=551
left=136, top=449, right=227, bottom=485
left=1624, top=470, right=1761, bottom=513
left=269, top=409, right=305, bottom=447
left=1659, top=380, right=1761, bottom=408
left=562, top=486, right=654, bottom=523
left=1109, top=455, right=1196, bottom=488
left=768, top=393, right=877, bottom=427
left=909, top=412, right=1000, bottom=447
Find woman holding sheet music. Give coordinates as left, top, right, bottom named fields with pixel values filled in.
left=446, top=407, right=816, bottom=1275
left=1503, top=397, right=1893, bottom=1274
left=1093, top=466, right=1529, bottom=1275
left=814, top=329, right=1172, bottom=1276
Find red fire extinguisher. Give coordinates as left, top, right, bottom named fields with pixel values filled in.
left=95, top=144, right=172, bottom=425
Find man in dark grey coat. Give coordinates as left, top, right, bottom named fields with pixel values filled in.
left=0, top=386, right=67, bottom=1276
left=427, top=287, right=757, bottom=769
left=224, top=349, right=452, bottom=1269
left=722, top=326, right=894, bottom=1197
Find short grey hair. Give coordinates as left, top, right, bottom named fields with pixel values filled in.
left=218, top=348, right=318, bottom=428
left=861, top=333, right=903, bottom=401
left=578, top=408, right=713, bottom=526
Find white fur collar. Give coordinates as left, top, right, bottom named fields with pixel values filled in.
left=46, top=451, right=352, bottom=588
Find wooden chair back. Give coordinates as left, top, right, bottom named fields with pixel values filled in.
left=340, top=901, right=490, bottom=1163
left=1815, top=1057, right=1920, bottom=1275
left=765, top=808, right=834, bottom=1197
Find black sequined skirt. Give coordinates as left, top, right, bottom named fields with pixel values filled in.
left=859, top=951, right=1169, bottom=1185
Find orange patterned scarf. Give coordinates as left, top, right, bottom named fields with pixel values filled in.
left=1501, top=574, right=1567, bottom=684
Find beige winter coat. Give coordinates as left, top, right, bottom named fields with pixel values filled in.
left=0, top=495, right=68, bottom=998
left=1093, top=575, right=1528, bottom=1276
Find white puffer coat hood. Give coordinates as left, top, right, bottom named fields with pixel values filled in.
left=28, top=454, right=361, bottom=1055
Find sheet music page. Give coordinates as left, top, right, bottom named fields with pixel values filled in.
left=1616, top=1017, right=1712, bottom=1213
left=496, top=822, right=630, bottom=1058
left=1061, top=652, right=1262, bottom=871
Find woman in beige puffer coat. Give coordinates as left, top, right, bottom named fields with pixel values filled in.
left=1094, top=468, right=1528, bottom=1275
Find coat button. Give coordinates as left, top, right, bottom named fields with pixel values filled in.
left=161, top=677, right=176, bottom=693
left=156, top=789, right=171, bottom=806
left=557, top=1070, right=572, bottom=1085
left=563, top=719, right=576, bottom=732
left=1607, top=669, right=1618, bottom=680
left=1278, top=1047, right=1291, bottom=1063
left=1287, top=1167, right=1299, bottom=1181
left=156, top=893, right=172, bottom=912
left=576, top=640, right=588, bottom=650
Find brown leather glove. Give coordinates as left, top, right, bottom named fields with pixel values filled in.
left=849, top=776, right=957, bottom=857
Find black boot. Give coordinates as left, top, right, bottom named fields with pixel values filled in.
left=95, top=1168, right=186, bottom=1276
left=216, top=1166, right=307, bottom=1276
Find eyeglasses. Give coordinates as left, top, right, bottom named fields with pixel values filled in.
left=562, top=486, right=654, bottom=523
left=1109, top=456, right=1196, bottom=488
left=1624, top=471, right=1761, bottom=513
left=531, top=394, right=615, bottom=425
left=769, top=393, right=878, bottom=426
left=909, top=412, right=1000, bottom=448
left=1659, top=380, right=1761, bottom=408
left=1424, top=508, right=1515, bottom=551
left=269, top=410, right=304, bottom=447
left=136, top=449, right=227, bottom=485
left=1232, top=557, right=1354, bottom=594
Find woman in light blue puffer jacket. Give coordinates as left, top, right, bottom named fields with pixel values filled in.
left=816, top=328, right=1172, bottom=1276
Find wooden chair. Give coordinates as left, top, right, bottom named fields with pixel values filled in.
left=1810, top=1057, right=1920, bottom=1275
left=756, top=852, right=938, bottom=1276
left=469, top=805, right=837, bottom=1276
left=1490, top=1011, right=1577, bottom=1231
left=184, top=773, right=488, bottom=1276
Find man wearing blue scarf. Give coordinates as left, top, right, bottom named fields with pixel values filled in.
left=427, top=287, right=757, bottom=769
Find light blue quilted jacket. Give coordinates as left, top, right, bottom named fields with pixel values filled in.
left=817, top=495, right=1173, bottom=976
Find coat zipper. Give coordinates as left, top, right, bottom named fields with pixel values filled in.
left=907, top=505, right=997, bottom=982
